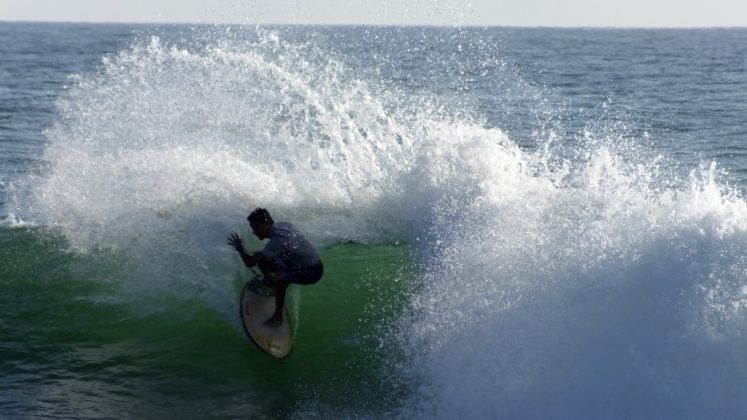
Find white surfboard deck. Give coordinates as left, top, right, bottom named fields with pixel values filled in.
left=240, top=281, right=293, bottom=358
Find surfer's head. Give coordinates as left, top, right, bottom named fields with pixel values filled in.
left=247, top=207, right=273, bottom=239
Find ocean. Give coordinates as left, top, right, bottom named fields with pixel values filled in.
left=1, top=22, right=747, bottom=418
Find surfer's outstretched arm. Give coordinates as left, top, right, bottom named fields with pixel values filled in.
left=228, top=233, right=257, bottom=268
left=227, top=233, right=276, bottom=273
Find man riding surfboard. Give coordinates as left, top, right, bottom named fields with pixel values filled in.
left=228, top=208, right=324, bottom=327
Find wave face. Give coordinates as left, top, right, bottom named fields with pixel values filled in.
left=22, top=27, right=747, bottom=418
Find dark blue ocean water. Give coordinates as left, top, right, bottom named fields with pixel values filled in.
left=2, top=22, right=747, bottom=419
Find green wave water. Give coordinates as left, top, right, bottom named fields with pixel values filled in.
left=1, top=227, right=412, bottom=418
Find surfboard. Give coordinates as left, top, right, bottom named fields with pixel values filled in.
left=239, top=279, right=293, bottom=358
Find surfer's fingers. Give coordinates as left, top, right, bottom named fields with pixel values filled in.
left=227, top=233, right=244, bottom=248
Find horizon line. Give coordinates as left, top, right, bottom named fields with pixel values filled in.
left=1, top=19, right=747, bottom=30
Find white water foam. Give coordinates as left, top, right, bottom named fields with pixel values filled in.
left=23, top=28, right=747, bottom=418
left=399, top=150, right=747, bottom=418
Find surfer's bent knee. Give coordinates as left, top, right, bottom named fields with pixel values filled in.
left=268, top=271, right=286, bottom=289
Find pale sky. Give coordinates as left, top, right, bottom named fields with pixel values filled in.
left=1, top=0, right=746, bottom=27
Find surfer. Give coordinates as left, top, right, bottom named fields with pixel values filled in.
left=228, top=208, right=324, bottom=327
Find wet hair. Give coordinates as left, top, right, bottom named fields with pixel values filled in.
left=247, top=207, right=273, bottom=225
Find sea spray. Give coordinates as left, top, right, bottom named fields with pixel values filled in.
left=23, top=28, right=442, bottom=331
left=398, top=142, right=747, bottom=418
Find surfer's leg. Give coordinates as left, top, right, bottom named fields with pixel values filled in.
left=265, top=271, right=287, bottom=327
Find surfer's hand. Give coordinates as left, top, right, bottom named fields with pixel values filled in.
left=227, top=233, right=244, bottom=252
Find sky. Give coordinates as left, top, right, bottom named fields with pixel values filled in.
left=1, top=0, right=747, bottom=27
